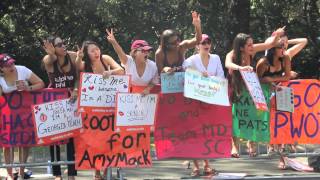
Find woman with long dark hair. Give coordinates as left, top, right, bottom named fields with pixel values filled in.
left=42, top=36, right=79, bottom=180
left=155, top=11, right=202, bottom=74
left=225, top=28, right=283, bottom=158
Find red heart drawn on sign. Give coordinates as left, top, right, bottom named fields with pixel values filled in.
left=40, top=113, right=47, bottom=122
left=118, top=111, right=124, bottom=116
left=89, top=85, right=94, bottom=90
left=82, top=88, right=86, bottom=92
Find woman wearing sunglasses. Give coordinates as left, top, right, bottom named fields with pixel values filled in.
left=156, top=11, right=202, bottom=74
left=0, top=53, right=44, bottom=180
left=182, top=34, right=224, bottom=177
left=42, top=36, right=79, bottom=180
left=106, top=29, right=159, bottom=94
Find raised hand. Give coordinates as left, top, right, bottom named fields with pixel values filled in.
left=274, top=26, right=286, bottom=36
left=106, top=28, right=116, bottom=44
left=42, top=40, right=55, bottom=56
left=76, top=45, right=84, bottom=60
left=191, top=11, right=201, bottom=28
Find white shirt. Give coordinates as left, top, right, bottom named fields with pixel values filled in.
left=0, top=65, right=32, bottom=93
left=123, top=55, right=159, bottom=86
left=183, top=54, right=225, bottom=78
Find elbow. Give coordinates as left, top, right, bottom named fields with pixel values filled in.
left=39, top=81, right=45, bottom=89
left=303, top=38, right=308, bottom=45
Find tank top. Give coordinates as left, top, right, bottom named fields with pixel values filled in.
left=262, top=59, right=285, bottom=78
left=47, top=54, right=77, bottom=88
left=163, top=50, right=184, bottom=71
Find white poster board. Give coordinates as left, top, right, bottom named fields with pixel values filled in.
left=184, top=69, right=230, bottom=106
left=79, top=73, right=130, bottom=108
left=240, top=70, right=268, bottom=111
left=276, top=86, right=294, bottom=112
left=32, top=99, right=82, bottom=140
left=116, top=93, right=158, bottom=126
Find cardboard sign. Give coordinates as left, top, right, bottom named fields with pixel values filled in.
left=32, top=99, right=83, bottom=144
left=240, top=70, right=268, bottom=111
left=184, top=69, right=230, bottom=106
left=74, top=110, right=151, bottom=169
left=155, top=93, right=232, bottom=159
left=78, top=73, right=130, bottom=108
left=116, top=93, right=158, bottom=126
left=0, top=88, right=69, bottom=147
left=160, top=72, right=184, bottom=93
left=276, top=86, right=294, bottom=112
left=232, top=84, right=271, bottom=142
left=270, top=79, right=320, bottom=144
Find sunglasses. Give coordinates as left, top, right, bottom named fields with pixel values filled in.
left=54, top=42, right=65, bottom=48
left=168, top=37, right=180, bottom=45
left=136, top=49, right=150, bottom=53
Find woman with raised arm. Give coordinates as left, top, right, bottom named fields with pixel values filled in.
left=256, top=41, right=291, bottom=170
left=0, top=53, right=45, bottom=180
left=225, top=28, right=283, bottom=158
left=155, top=11, right=202, bottom=74
left=75, top=40, right=124, bottom=180
left=183, top=34, right=224, bottom=177
left=106, top=29, right=159, bottom=94
left=42, top=36, right=79, bottom=180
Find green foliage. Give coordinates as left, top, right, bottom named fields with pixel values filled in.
left=0, top=0, right=319, bottom=83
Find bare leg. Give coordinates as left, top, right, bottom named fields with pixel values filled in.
left=4, top=147, right=14, bottom=180
left=18, top=147, right=29, bottom=178
left=231, top=136, right=240, bottom=158
left=94, top=170, right=102, bottom=180
left=247, top=141, right=257, bottom=157
left=190, top=160, right=200, bottom=176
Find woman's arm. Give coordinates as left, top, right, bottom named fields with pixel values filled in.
left=42, top=40, right=58, bottom=66
left=286, top=38, right=308, bottom=59
left=102, top=55, right=124, bottom=75
left=179, top=11, right=202, bottom=50
left=27, top=73, right=45, bottom=91
left=256, top=58, right=270, bottom=83
left=225, top=51, right=253, bottom=71
left=75, top=45, right=85, bottom=71
left=253, top=27, right=284, bottom=53
left=106, top=29, right=128, bottom=65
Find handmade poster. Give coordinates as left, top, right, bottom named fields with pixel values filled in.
left=184, top=69, right=230, bottom=106
left=154, top=92, right=232, bottom=159
left=0, top=88, right=69, bottom=147
left=116, top=93, right=158, bottom=126
left=232, top=84, right=271, bottom=142
left=78, top=73, right=130, bottom=109
left=240, top=70, right=268, bottom=111
left=32, top=99, right=83, bottom=144
left=276, top=86, right=294, bottom=112
left=74, top=110, right=151, bottom=169
left=160, top=72, right=184, bottom=93
left=270, top=79, right=320, bottom=144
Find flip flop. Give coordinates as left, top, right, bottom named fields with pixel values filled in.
left=203, top=167, right=217, bottom=176
left=231, top=153, right=240, bottom=158
left=190, top=169, right=200, bottom=177
left=278, top=161, right=287, bottom=170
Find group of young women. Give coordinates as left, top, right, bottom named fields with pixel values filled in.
left=0, top=11, right=308, bottom=179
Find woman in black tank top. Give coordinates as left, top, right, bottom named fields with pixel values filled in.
left=42, top=36, right=79, bottom=180
left=256, top=43, right=291, bottom=83
left=155, top=11, right=202, bottom=75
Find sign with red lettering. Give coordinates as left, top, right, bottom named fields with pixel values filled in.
left=154, top=93, right=232, bottom=159
left=270, top=80, right=320, bottom=144
left=78, top=73, right=130, bottom=109
left=116, top=93, right=158, bottom=126
left=32, top=99, right=83, bottom=144
left=74, top=110, right=151, bottom=169
left=0, top=88, right=69, bottom=147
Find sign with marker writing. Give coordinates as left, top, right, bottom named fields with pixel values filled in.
left=78, top=73, right=130, bottom=108
left=116, top=93, right=158, bottom=126
left=184, top=69, right=229, bottom=106
left=240, top=70, right=268, bottom=111
left=270, top=80, right=320, bottom=144
left=32, top=99, right=83, bottom=144
left=276, top=86, right=294, bottom=112
left=160, top=72, right=184, bottom=93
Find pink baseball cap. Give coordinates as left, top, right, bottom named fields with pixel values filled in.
left=131, top=40, right=153, bottom=51
left=0, top=54, right=15, bottom=67
left=200, top=34, right=211, bottom=43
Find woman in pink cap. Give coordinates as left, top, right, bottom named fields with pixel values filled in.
left=0, top=53, right=44, bottom=180
left=106, top=29, right=159, bottom=94
left=183, top=34, right=224, bottom=177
